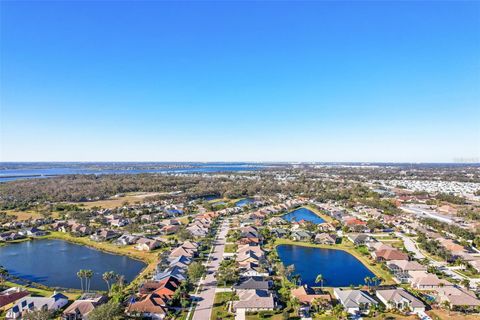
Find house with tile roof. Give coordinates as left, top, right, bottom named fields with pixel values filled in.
left=333, top=288, right=377, bottom=315
left=376, top=288, right=425, bottom=313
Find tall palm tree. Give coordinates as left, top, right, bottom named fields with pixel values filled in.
left=102, top=271, right=115, bottom=292
left=364, top=276, right=371, bottom=289
left=371, top=276, right=378, bottom=289
left=77, top=270, right=85, bottom=292
left=291, top=274, right=301, bottom=286
left=85, top=270, right=94, bottom=292
left=0, top=266, right=8, bottom=285
left=315, top=274, right=324, bottom=289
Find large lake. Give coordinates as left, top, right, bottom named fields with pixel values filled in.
left=282, top=207, right=325, bottom=224
left=0, top=239, right=146, bottom=290
left=277, top=244, right=375, bottom=287
left=0, top=162, right=269, bottom=182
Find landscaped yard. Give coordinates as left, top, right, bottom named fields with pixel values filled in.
left=211, top=292, right=235, bottom=320
left=427, top=309, right=480, bottom=320
left=224, top=243, right=238, bottom=253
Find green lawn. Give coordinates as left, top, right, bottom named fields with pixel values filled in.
left=224, top=243, right=238, bottom=253
left=211, top=292, right=235, bottom=320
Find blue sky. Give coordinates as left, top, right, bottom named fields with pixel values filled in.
left=1, top=1, right=479, bottom=162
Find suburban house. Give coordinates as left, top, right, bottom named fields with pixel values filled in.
left=291, top=230, right=312, bottom=242
left=154, top=265, right=187, bottom=282
left=239, top=262, right=269, bottom=278
left=186, top=224, right=208, bottom=237
left=271, top=228, right=288, bottom=238
left=0, top=232, right=25, bottom=242
left=333, top=288, right=378, bottom=315
left=233, top=277, right=271, bottom=291
left=62, top=293, right=107, bottom=320
left=232, top=289, right=275, bottom=312
left=408, top=271, right=453, bottom=290
left=135, top=238, right=162, bottom=251
left=166, top=256, right=192, bottom=270
left=160, top=225, right=179, bottom=235
left=90, top=229, right=119, bottom=242
left=314, top=233, right=336, bottom=245
left=126, top=294, right=168, bottom=319
left=373, top=247, right=409, bottom=262
left=291, top=285, right=331, bottom=307
left=169, top=245, right=196, bottom=259
left=115, top=234, right=139, bottom=246
left=7, top=293, right=69, bottom=319
left=18, top=227, right=47, bottom=237
left=387, top=260, right=426, bottom=283
left=139, top=276, right=180, bottom=296
left=433, top=286, right=480, bottom=311
left=0, top=288, right=30, bottom=310
left=346, top=233, right=372, bottom=246
left=376, top=288, right=425, bottom=313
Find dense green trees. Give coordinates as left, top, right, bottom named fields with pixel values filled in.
left=87, top=301, right=123, bottom=320
left=187, top=262, right=206, bottom=281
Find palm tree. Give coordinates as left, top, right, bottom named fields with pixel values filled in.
left=0, top=265, right=8, bottom=285
left=461, top=278, right=470, bottom=289
left=371, top=276, right=378, bottom=290
left=102, top=271, right=115, bottom=292
left=85, top=269, right=94, bottom=292
left=291, top=274, right=301, bottom=286
left=77, top=269, right=85, bottom=292
left=364, top=276, right=371, bottom=289
left=315, top=274, right=324, bottom=289
left=285, top=264, right=295, bottom=278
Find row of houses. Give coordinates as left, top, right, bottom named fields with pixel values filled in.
left=125, top=211, right=221, bottom=319
left=232, top=225, right=275, bottom=314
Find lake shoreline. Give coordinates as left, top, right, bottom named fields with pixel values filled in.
left=273, top=238, right=394, bottom=286
left=1, top=233, right=156, bottom=292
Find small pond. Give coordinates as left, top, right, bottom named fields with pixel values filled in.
left=277, top=244, right=375, bottom=287
left=282, top=207, right=325, bottom=224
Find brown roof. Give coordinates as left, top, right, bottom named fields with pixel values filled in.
left=375, top=248, right=409, bottom=261
left=63, top=300, right=97, bottom=317
left=127, top=294, right=168, bottom=314
left=291, top=286, right=331, bottom=304
left=0, top=291, right=30, bottom=308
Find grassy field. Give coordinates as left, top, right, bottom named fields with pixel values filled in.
left=273, top=238, right=394, bottom=285
left=68, top=192, right=164, bottom=209
left=5, top=210, right=60, bottom=221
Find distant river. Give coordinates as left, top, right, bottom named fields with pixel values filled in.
left=0, top=163, right=269, bottom=182
left=0, top=239, right=146, bottom=290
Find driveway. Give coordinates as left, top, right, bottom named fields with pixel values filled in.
left=192, top=220, right=228, bottom=320
left=235, top=308, right=245, bottom=320
left=395, top=232, right=425, bottom=260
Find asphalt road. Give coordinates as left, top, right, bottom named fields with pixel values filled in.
left=192, top=220, right=228, bottom=320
